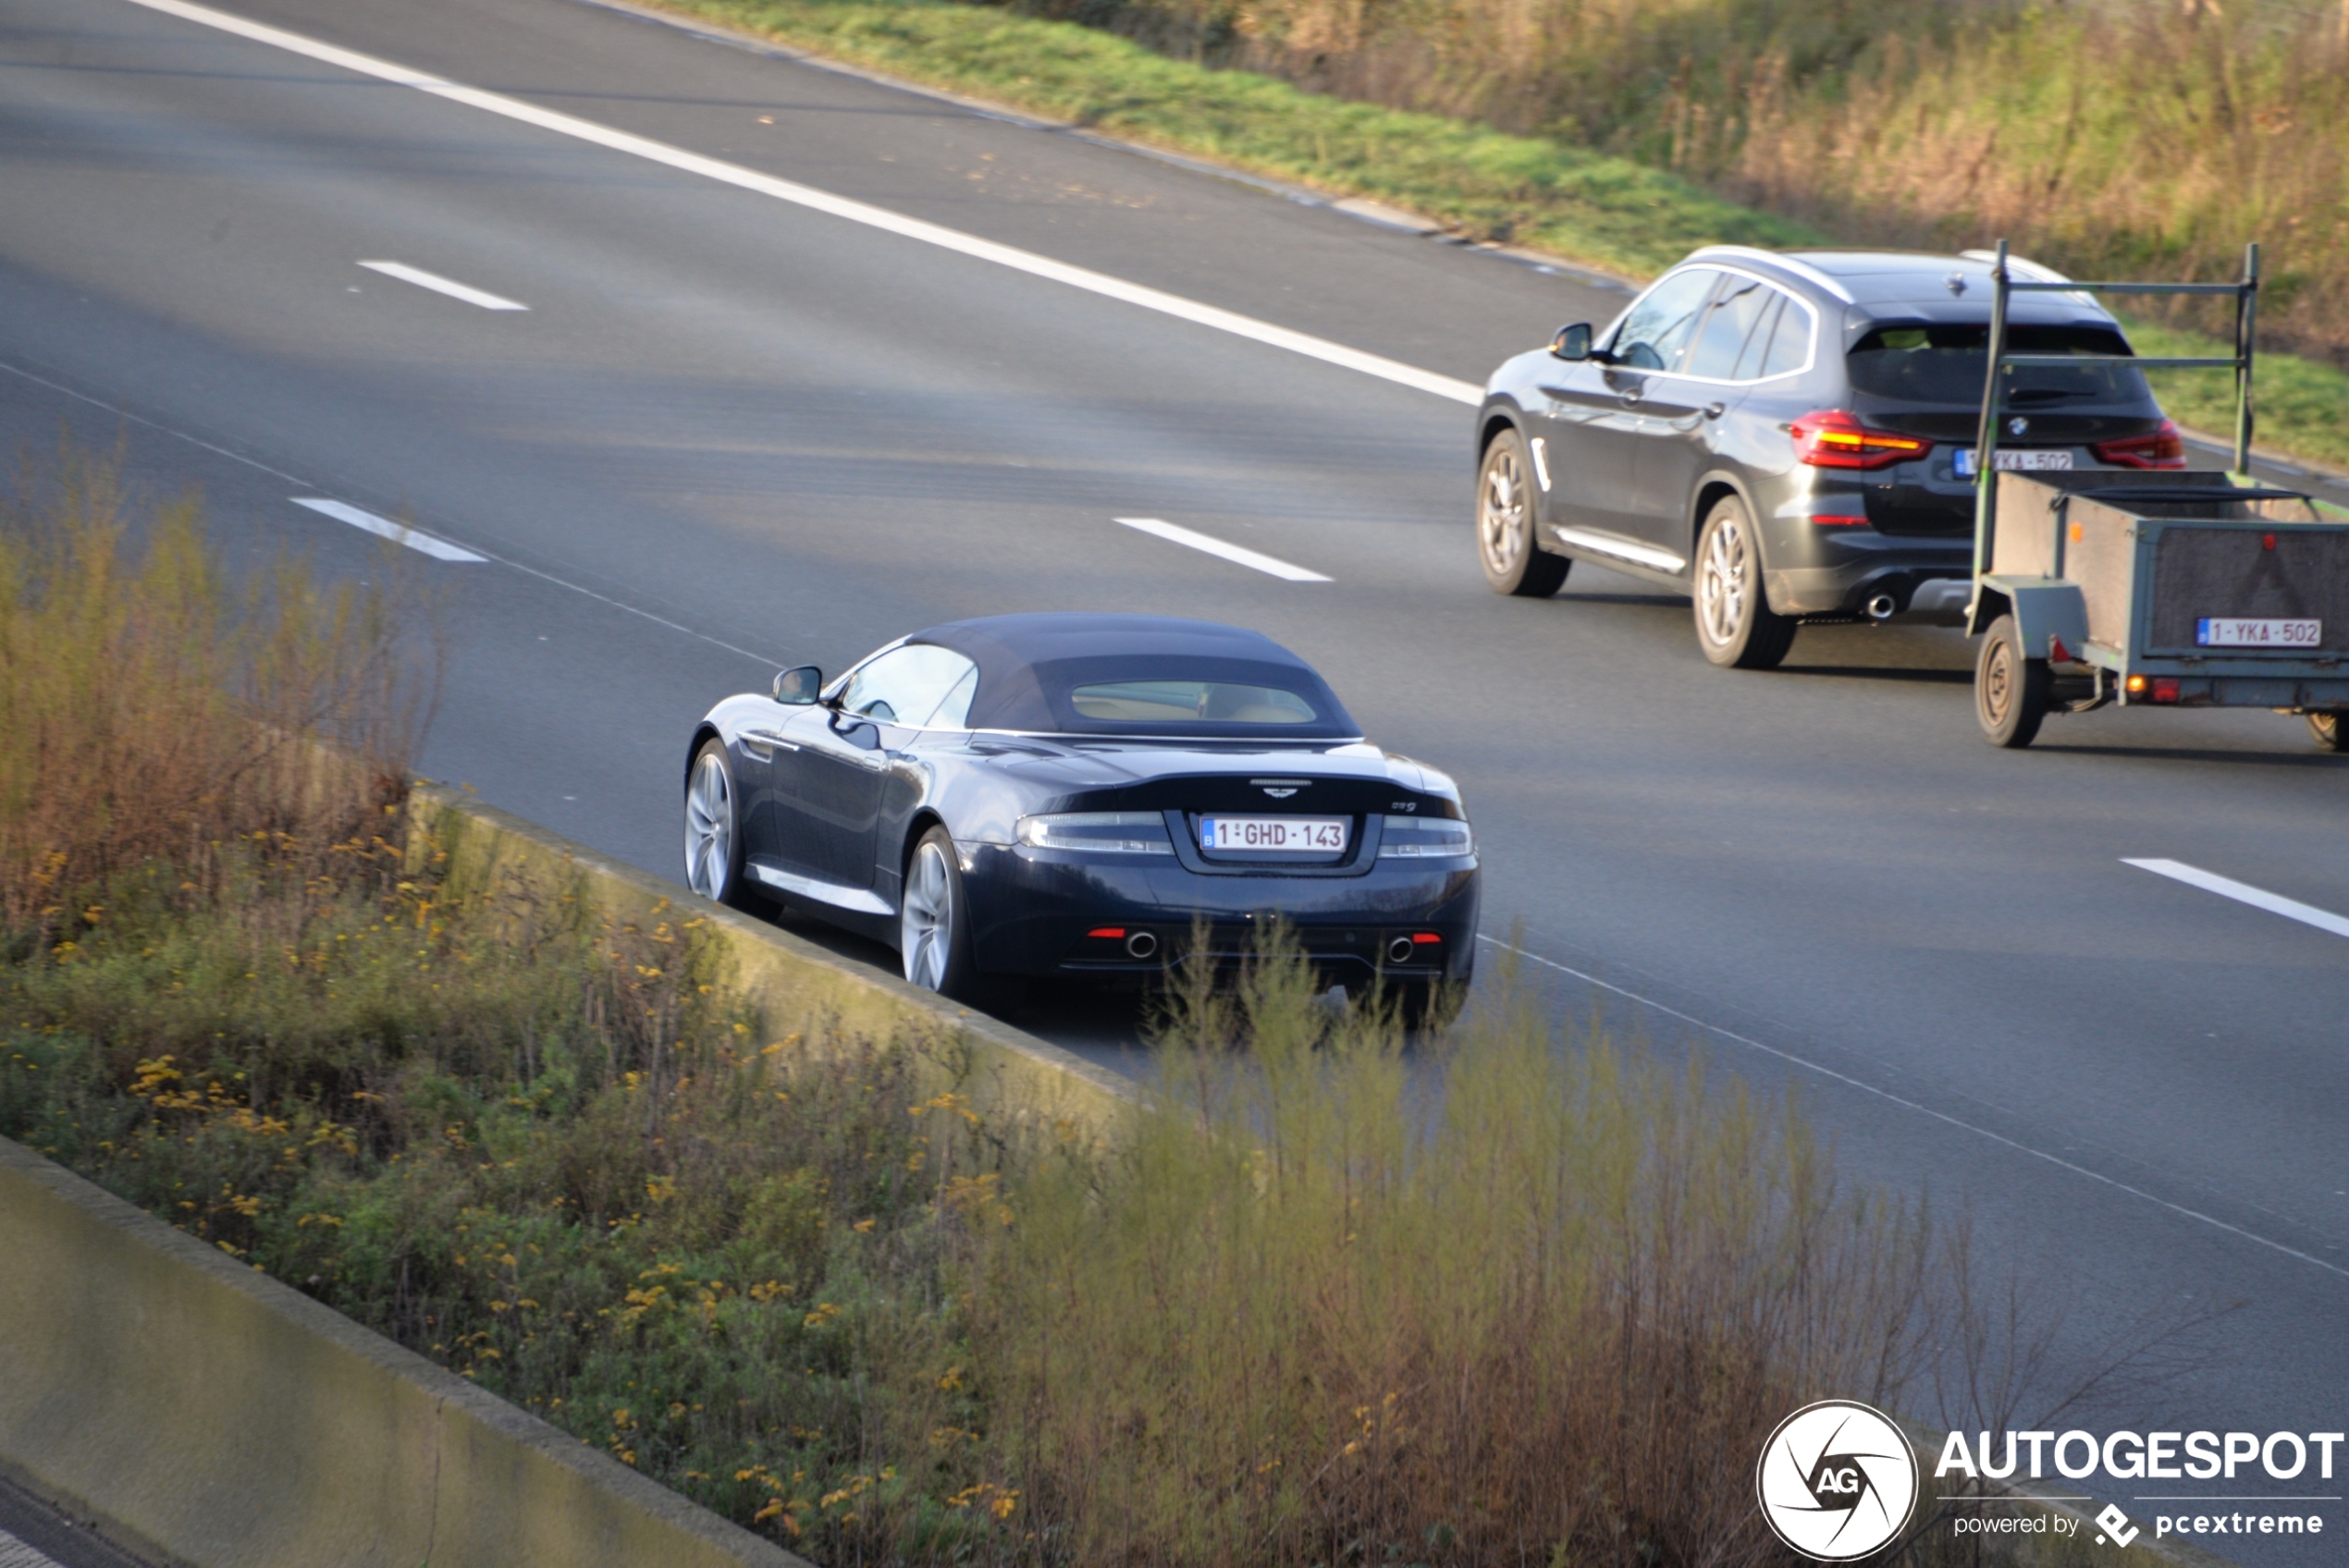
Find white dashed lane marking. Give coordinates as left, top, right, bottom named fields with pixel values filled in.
left=357, top=260, right=527, bottom=311
left=2123, top=858, right=2349, bottom=940
left=1113, top=518, right=1331, bottom=582
left=0, top=1529, right=64, bottom=1568
left=290, top=497, right=488, bottom=561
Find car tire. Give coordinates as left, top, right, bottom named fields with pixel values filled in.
left=2311, top=711, right=2348, bottom=752
left=1975, top=615, right=2050, bottom=748
left=1393, top=980, right=1466, bottom=1032
left=684, top=739, right=769, bottom=913
left=1692, top=496, right=1796, bottom=669
left=901, top=826, right=983, bottom=999
left=1478, top=429, right=1570, bottom=597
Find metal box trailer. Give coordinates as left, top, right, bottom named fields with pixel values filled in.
left=1963, top=240, right=2349, bottom=749
left=1973, top=471, right=2349, bottom=741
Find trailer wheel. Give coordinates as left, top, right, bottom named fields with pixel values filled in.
left=1976, top=615, right=2049, bottom=748
left=2311, top=712, right=2348, bottom=753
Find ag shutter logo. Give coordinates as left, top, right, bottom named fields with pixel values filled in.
left=1756, top=1401, right=1921, bottom=1561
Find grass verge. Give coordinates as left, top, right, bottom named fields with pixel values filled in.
left=637, top=0, right=2349, bottom=475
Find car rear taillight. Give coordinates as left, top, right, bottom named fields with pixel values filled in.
left=2090, top=419, right=2187, bottom=470
left=1790, top=410, right=1932, bottom=471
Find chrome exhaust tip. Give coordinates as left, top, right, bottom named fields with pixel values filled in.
left=1865, top=593, right=1899, bottom=620
left=1125, top=930, right=1159, bottom=960
left=1385, top=935, right=1417, bottom=965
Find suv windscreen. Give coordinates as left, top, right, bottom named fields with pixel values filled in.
left=1846, top=323, right=2148, bottom=407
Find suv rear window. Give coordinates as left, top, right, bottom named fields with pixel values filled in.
left=1847, top=323, right=2149, bottom=407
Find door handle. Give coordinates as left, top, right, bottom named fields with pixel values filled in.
left=1703, top=402, right=1726, bottom=420
left=1617, top=389, right=1643, bottom=406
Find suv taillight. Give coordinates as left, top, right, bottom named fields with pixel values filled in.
left=1790, top=410, right=1932, bottom=470
left=2091, top=419, right=2187, bottom=470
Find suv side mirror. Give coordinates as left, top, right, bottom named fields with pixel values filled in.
left=1551, top=323, right=1593, bottom=361
left=773, top=666, right=823, bottom=705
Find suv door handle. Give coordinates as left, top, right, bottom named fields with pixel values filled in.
left=1703, top=402, right=1726, bottom=420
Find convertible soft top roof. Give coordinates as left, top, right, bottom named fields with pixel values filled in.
left=911, top=613, right=1360, bottom=739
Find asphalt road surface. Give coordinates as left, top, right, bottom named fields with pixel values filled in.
left=3, top=0, right=2346, bottom=1558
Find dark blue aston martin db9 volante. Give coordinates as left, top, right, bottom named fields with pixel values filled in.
left=683, top=613, right=1479, bottom=1007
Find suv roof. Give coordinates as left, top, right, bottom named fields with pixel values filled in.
left=1684, top=246, right=2119, bottom=326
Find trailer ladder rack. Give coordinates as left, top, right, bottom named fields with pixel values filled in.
left=1968, top=238, right=2259, bottom=612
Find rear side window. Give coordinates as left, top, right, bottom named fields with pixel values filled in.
left=1848, top=322, right=2149, bottom=406
left=1758, top=300, right=1812, bottom=378
left=1684, top=276, right=1788, bottom=381
left=1609, top=269, right=1720, bottom=372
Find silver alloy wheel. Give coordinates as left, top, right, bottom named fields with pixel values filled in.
left=684, top=748, right=732, bottom=901
left=1478, top=446, right=1529, bottom=578
left=1697, top=511, right=1753, bottom=647
left=901, top=838, right=954, bottom=991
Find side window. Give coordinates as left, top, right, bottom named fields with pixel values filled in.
left=1757, top=295, right=1816, bottom=379
left=838, top=644, right=978, bottom=726
left=1730, top=294, right=1787, bottom=382
left=928, top=665, right=978, bottom=729
left=1682, top=276, right=1778, bottom=381
left=1608, top=269, right=1721, bottom=373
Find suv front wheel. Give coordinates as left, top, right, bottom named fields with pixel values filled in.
left=1692, top=496, right=1796, bottom=669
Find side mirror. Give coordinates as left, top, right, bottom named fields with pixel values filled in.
left=772, top=666, right=823, bottom=705
left=1551, top=323, right=1593, bottom=361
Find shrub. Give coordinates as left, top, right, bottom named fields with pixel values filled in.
left=0, top=443, right=437, bottom=934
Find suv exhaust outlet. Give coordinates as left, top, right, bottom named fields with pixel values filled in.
left=1866, top=594, right=1898, bottom=620
left=1124, top=930, right=1159, bottom=960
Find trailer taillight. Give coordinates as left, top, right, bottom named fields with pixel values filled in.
left=1790, top=410, right=1932, bottom=470
left=2090, top=419, right=2187, bottom=470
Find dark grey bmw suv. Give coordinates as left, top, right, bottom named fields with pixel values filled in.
left=1474, top=247, right=2187, bottom=667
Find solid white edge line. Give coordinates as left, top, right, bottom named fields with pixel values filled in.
left=359, top=260, right=527, bottom=311
left=1477, top=933, right=2349, bottom=1282
left=1113, top=517, right=1331, bottom=582
left=2121, top=858, right=2349, bottom=940
left=117, top=0, right=1484, bottom=407
left=290, top=497, right=488, bottom=561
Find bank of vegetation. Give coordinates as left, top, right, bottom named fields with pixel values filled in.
left=0, top=472, right=2177, bottom=1565
left=647, top=0, right=2349, bottom=470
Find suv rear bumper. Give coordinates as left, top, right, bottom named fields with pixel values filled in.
left=1765, top=533, right=1975, bottom=619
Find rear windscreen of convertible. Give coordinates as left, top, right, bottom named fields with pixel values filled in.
left=1068, top=680, right=1319, bottom=726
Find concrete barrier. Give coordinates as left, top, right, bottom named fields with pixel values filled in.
left=0, top=1134, right=817, bottom=1568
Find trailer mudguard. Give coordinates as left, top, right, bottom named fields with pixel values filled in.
left=1973, top=575, right=2090, bottom=661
